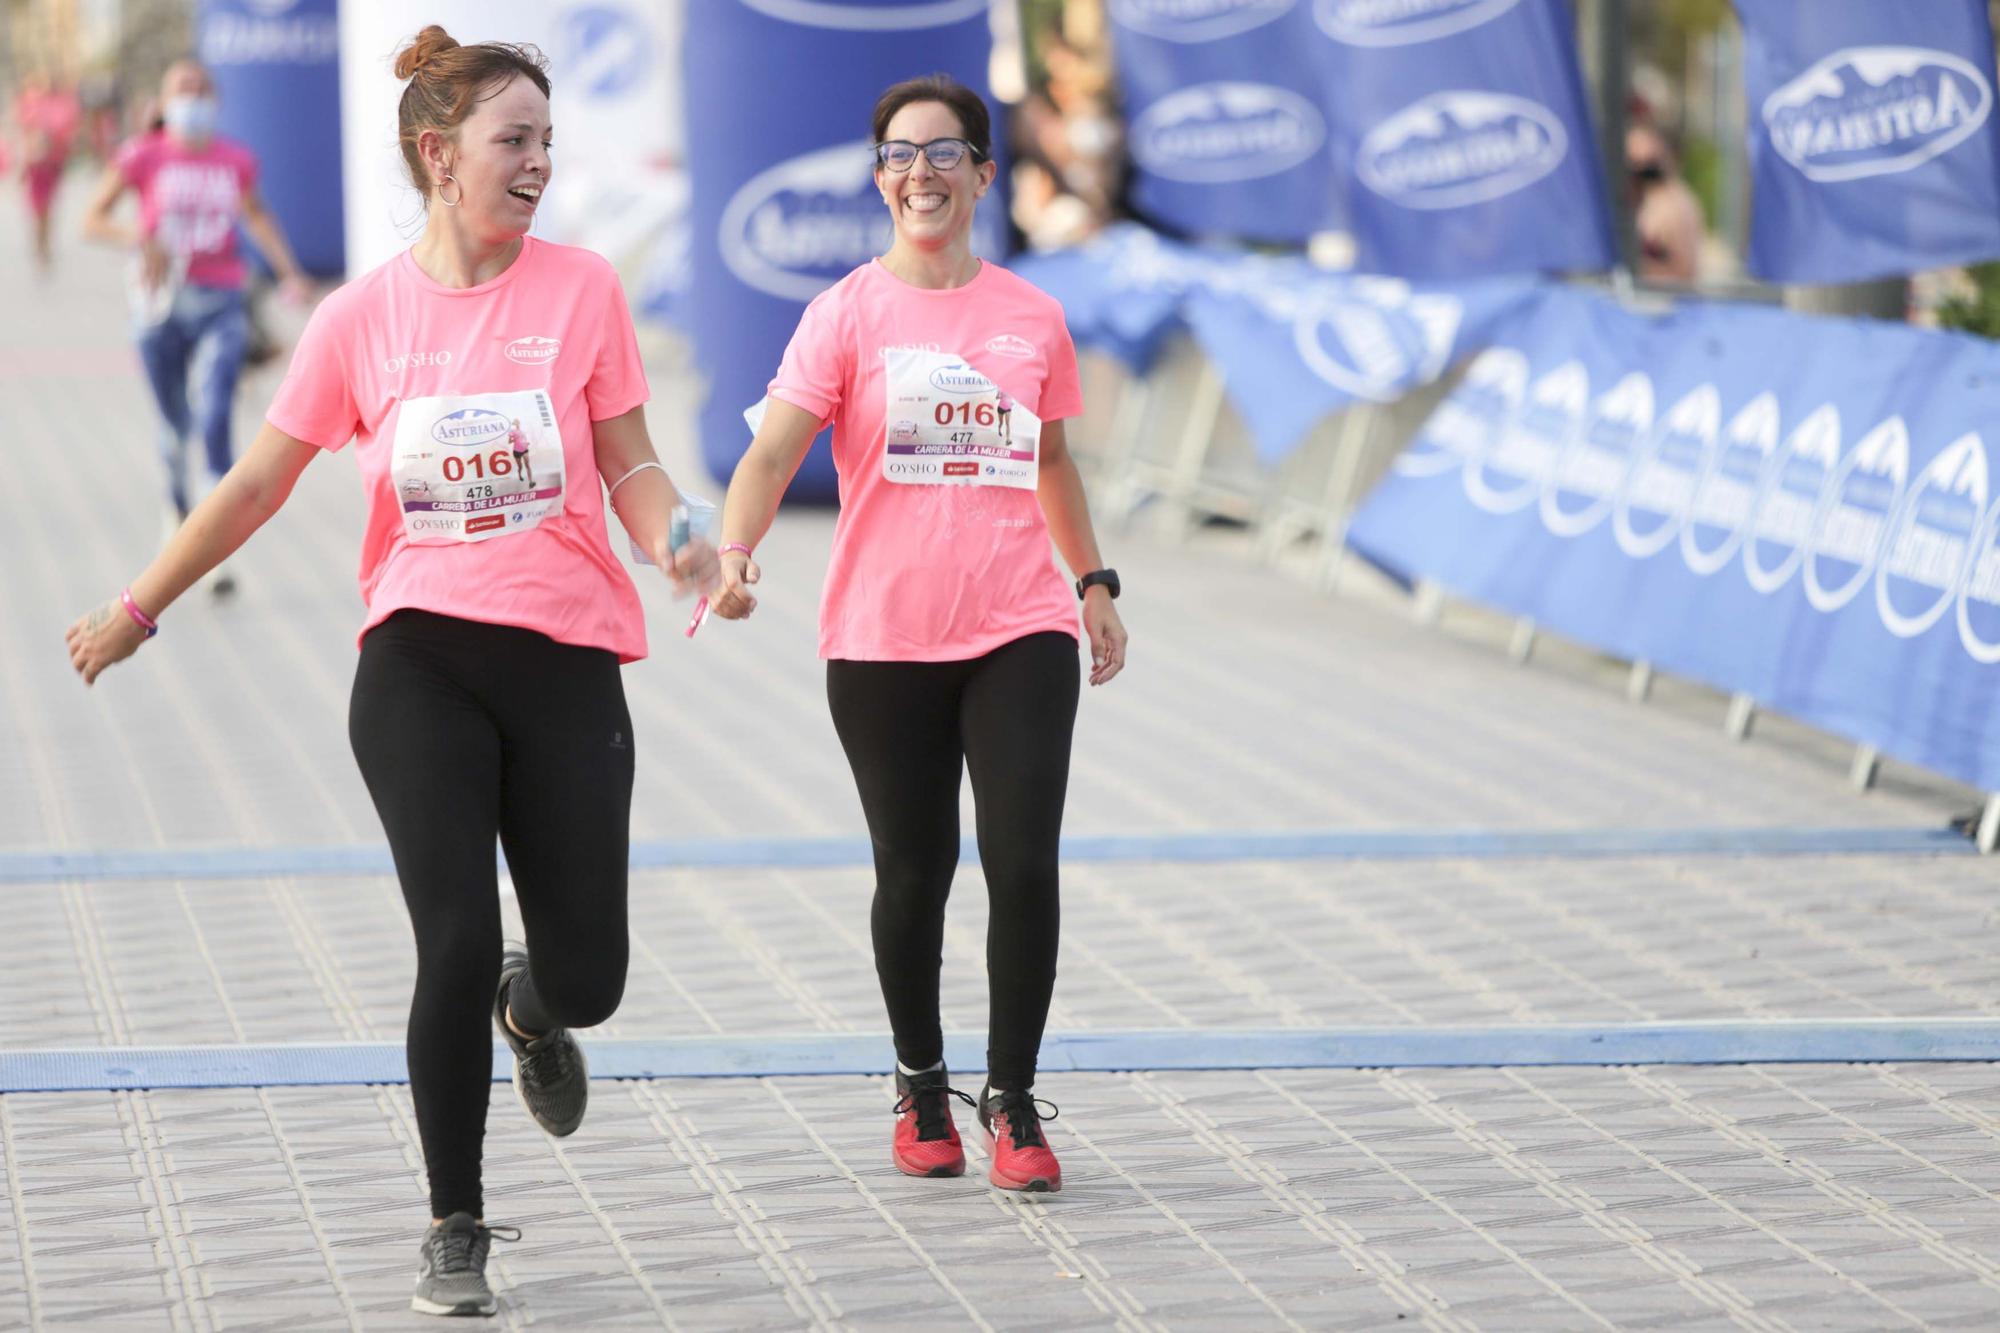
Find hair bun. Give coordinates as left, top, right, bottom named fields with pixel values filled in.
left=394, top=25, right=459, bottom=81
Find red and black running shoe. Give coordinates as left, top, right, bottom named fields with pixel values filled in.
left=978, top=1085, right=1062, bottom=1192
left=891, top=1065, right=977, bottom=1178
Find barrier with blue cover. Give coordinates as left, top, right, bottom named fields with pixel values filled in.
left=1739, top=0, right=2000, bottom=284
left=683, top=0, right=999, bottom=500
left=198, top=0, right=343, bottom=277
left=1108, top=0, right=1610, bottom=277
left=1345, top=285, right=2000, bottom=792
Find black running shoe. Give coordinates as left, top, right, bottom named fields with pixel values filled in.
left=494, top=942, right=589, bottom=1137
left=411, top=1212, right=517, bottom=1317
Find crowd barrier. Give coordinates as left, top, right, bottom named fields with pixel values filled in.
left=1020, top=229, right=2000, bottom=848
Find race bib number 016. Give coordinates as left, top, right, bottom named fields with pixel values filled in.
left=392, top=389, right=565, bottom=543
left=881, top=347, right=1039, bottom=489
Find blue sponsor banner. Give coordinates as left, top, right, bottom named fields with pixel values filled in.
left=1013, top=225, right=1539, bottom=461
left=1110, top=0, right=1344, bottom=244
left=683, top=0, right=999, bottom=500
left=1348, top=288, right=2000, bottom=792
left=1739, top=0, right=2000, bottom=283
left=1313, top=0, right=1614, bottom=279
left=198, top=0, right=343, bottom=277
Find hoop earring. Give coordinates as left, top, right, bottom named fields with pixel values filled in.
left=436, top=173, right=462, bottom=208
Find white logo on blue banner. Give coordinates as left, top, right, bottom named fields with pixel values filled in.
left=1876, top=432, right=1985, bottom=638
left=1129, top=83, right=1327, bottom=183
left=1683, top=393, right=1780, bottom=576
left=1615, top=384, right=1718, bottom=559
left=1110, top=0, right=1295, bottom=43
left=1465, top=361, right=1585, bottom=513
left=1763, top=46, right=1993, bottom=183
left=560, top=5, right=651, bottom=99
left=1394, top=345, right=1525, bottom=477
left=736, top=0, right=989, bottom=30
left=1313, top=0, right=1521, bottom=46
left=1803, top=416, right=1907, bottom=613
left=1957, top=492, right=2000, bottom=662
left=1357, top=91, right=1567, bottom=209
left=1541, top=371, right=1651, bottom=537
left=1743, top=403, right=1840, bottom=594
left=1294, top=279, right=1461, bottom=402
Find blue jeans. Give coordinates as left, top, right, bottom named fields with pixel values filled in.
left=136, top=283, right=248, bottom=516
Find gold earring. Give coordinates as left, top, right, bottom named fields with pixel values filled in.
left=436, top=173, right=461, bottom=208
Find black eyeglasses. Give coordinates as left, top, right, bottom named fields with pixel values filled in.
left=874, top=138, right=984, bottom=172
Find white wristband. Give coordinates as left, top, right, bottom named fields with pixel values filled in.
left=606, top=460, right=667, bottom=504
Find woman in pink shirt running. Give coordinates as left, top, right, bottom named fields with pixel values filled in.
left=714, top=74, right=1128, bottom=1196
left=65, top=27, right=717, bottom=1317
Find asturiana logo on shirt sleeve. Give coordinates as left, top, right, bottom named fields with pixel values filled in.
left=1130, top=82, right=1326, bottom=184
left=1359, top=91, right=1567, bottom=209
left=430, top=408, right=513, bottom=448
left=1763, top=47, right=1994, bottom=183
left=504, top=335, right=562, bottom=365
left=1314, top=0, right=1521, bottom=46
left=1109, top=0, right=1294, bottom=43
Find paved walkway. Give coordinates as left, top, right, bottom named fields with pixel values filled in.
left=2, top=199, right=1998, bottom=1330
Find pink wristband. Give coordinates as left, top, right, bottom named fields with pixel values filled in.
left=120, top=588, right=159, bottom=638
left=719, top=543, right=754, bottom=559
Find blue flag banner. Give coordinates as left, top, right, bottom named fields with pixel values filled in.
left=1347, top=287, right=2000, bottom=792
left=1109, top=0, right=1344, bottom=244
left=1012, top=226, right=1540, bottom=460
left=1738, top=0, right=2000, bottom=283
left=683, top=0, right=999, bottom=500
left=199, top=0, right=343, bottom=277
left=1312, top=0, right=1615, bottom=279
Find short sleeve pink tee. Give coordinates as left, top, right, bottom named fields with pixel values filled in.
left=769, top=260, right=1084, bottom=661
left=266, top=236, right=652, bottom=661
left=115, top=132, right=259, bottom=289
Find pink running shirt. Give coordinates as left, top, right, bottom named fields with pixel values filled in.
left=115, top=131, right=259, bottom=289
left=769, top=260, right=1084, bottom=661
left=266, top=236, right=652, bottom=661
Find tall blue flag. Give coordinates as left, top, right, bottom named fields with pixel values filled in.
left=1738, top=0, right=2000, bottom=283
left=1313, top=0, right=1614, bottom=279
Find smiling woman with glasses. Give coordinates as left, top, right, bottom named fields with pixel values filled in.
left=713, top=72, right=1127, bottom=1198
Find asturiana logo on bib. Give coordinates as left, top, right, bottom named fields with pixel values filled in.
left=504, top=335, right=561, bottom=365
left=929, top=363, right=995, bottom=395
left=1763, top=46, right=1993, bottom=183
left=1130, top=82, right=1326, bottom=184
left=1358, top=91, right=1566, bottom=209
left=1314, top=0, right=1520, bottom=46
left=1110, top=0, right=1294, bottom=43
left=720, top=139, right=1001, bottom=302
left=430, top=408, right=512, bottom=448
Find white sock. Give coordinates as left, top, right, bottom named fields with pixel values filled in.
left=897, top=1058, right=944, bottom=1077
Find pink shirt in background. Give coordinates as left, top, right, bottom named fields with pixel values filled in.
left=115, top=131, right=258, bottom=289
left=267, top=236, right=653, bottom=662
left=770, top=259, right=1084, bottom=662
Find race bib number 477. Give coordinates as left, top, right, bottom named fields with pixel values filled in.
left=881, top=348, right=1039, bottom=489
left=392, top=389, right=565, bottom=543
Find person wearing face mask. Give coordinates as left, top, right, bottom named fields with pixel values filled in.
left=83, top=58, right=311, bottom=581
left=715, top=74, right=1129, bottom=1196
left=65, top=26, right=719, bottom=1317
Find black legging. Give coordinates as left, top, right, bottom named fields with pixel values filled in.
left=826, top=631, right=1080, bottom=1090
left=349, top=610, right=633, bottom=1219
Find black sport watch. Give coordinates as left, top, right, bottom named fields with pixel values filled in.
left=1075, top=568, right=1120, bottom=600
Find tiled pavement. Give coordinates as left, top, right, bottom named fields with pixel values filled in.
left=3, top=199, right=1999, bottom=1329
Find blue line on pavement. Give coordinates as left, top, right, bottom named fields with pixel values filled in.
left=0, top=825, right=1970, bottom=884
left=4, top=1020, right=1997, bottom=1092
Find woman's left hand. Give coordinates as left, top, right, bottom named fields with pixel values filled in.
left=1084, top=592, right=1127, bottom=686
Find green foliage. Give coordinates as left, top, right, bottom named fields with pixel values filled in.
left=1935, top=264, right=2000, bottom=340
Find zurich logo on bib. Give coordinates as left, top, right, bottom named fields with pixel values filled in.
left=1130, top=83, right=1326, bottom=184
left=1109, top=0, right=1295, bottom=43
left=431, top=408, right=512, bottom=448
left=1358, top=92, right=1566, bottom=209
left=1314, top=0, right=1521, bottom=46
left=1764, top=47, right=1993, bottom=183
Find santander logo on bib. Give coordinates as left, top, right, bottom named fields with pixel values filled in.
left=504, top=335, right=561, bottom=365
left=1763, top=47, right=1993, bottom=183
left=431, top=408, right=512, bottom=448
